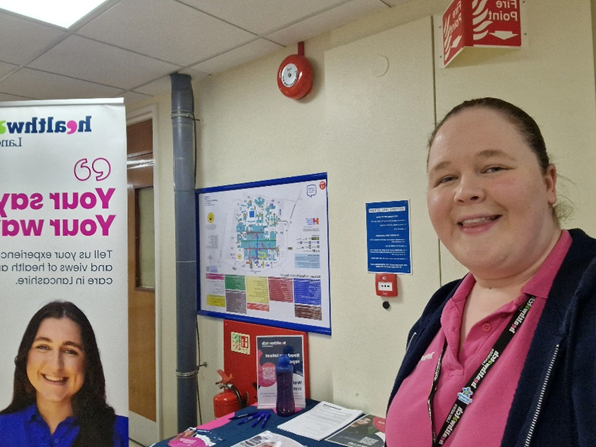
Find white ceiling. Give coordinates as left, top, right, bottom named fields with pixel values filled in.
left=0, top=0, right=410, bottom=105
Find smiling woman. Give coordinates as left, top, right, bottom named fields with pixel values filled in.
left=0, top=301, right=127, bottom=447
left=27, top=317, right=86, bottom=429
left=385, top=98, right=596, bottom=446
left=426, top=106, right=559, bottom=286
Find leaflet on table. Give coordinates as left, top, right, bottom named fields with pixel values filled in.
left=168, top=428, right=224, bottom=447
left=231, top=430, right=305, bottom=447
left=326, top=414, right=386, bottom=447
left=277, top=401, right=363, bottom=441
left=256, top=335, right=305, bottom=409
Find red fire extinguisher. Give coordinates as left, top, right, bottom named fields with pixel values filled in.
left=213, top=370, right=245, bottom=418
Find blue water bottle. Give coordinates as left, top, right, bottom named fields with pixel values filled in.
left=276, top=354, right=295, bottom=416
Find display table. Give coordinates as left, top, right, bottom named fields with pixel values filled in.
left=150, top=400, right=337, bottom=447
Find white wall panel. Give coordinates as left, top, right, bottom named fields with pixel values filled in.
left=324, top=17, right=439, bottom=414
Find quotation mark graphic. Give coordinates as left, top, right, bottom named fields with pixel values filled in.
left=74, top=158, right=112, bottom=181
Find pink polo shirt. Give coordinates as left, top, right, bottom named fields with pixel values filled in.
left=386, top=231, right=571, bottom=447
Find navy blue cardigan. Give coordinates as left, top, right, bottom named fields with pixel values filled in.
left=387, top=229, right=596, bottom=446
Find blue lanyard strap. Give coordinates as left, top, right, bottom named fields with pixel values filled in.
left=428, top=295, right=536, bottom=446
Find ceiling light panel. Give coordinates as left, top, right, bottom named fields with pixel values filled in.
left=0, top=0, right=109, bottom=28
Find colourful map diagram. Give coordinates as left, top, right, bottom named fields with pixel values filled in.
left=229, top=195, right=290, bottom=271
left=198, top=174, right=331, bottom=334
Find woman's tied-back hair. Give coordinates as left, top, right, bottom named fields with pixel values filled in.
left=428, top=97, right=550, bottom=173
left=0, top=300, right=117, bottom=447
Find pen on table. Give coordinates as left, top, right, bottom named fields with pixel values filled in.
left=230, top=412, right=258, bottom=420
left=237, top=413, right=261, bottom=425
left=261, top=413, right=271, bottom=428
left=251, top=413, right=267, bottom=428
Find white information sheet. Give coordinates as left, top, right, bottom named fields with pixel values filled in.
left=277, top=401, right=363, bottom=441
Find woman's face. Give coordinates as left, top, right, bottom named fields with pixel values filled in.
left=427, top=108, right=558, bottom=280
left=27, top=317, right=85, bottom=410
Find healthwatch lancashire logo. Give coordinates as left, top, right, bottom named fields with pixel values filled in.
left=0, top=116, right=92, bottom=135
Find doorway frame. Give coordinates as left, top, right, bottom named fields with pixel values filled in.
left=126, top=104, right=162, bottom=443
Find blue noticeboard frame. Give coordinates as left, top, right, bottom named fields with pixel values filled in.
left=366, top=200, right=412, bottom=274
left=196, top=173, right=331, bottom=335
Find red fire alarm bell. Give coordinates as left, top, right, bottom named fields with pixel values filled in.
left=277, top=42, right=313, bottom=100
left=375, top=273, right=398, bottom=297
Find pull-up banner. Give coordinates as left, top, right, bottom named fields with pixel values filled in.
left=442, top=0, right=522, bottom=66
left=0, top=99, right=128, bottom=426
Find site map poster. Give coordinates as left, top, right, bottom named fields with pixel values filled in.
left=197, top=173, right=331, bottom=334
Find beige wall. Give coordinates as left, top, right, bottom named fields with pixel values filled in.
left=128, top=0, right=596, bottom=438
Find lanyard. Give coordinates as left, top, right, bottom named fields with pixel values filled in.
left=428, top=295, right=536, bottom=446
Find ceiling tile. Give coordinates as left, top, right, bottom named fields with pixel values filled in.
left=76, top=0, right=256, bottom=66
left=191, top=39, right=283, bottom=74
left=0, top=61, right=18, bottom=78
left=29, top=35, right=180, bottom=90
left=179, top=0, right=350, bottom=35
left=383, top=0, right=416, bottom=6
left=0, top=0, right=416, bottom=102
left=133, top=76, right=172, bottom=96
left=0, top=68, right=123, bottom=100
left=0, top=92, right=33, bottom=102
left=0, top=11, right=66, bottom=65
left=118, top=90, right=152, bottom=105
left=266, top=0, right=388, bottom=46
left=180, top=68, right=211, bottom=81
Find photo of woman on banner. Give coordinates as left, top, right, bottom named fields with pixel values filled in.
left=0, top=300, right=128, bottom=446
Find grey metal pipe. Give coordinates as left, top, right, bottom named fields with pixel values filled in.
left=170, top=73, right=198, bottom=432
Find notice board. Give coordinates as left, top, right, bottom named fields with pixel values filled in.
left=366, top=200, right=412, bottom=274
left=197, top=173, right=331, bottom=334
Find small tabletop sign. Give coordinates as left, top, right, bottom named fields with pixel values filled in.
left=256, top=335, right=306, bottom=409
left=442, top=0, right=522, bottom=66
